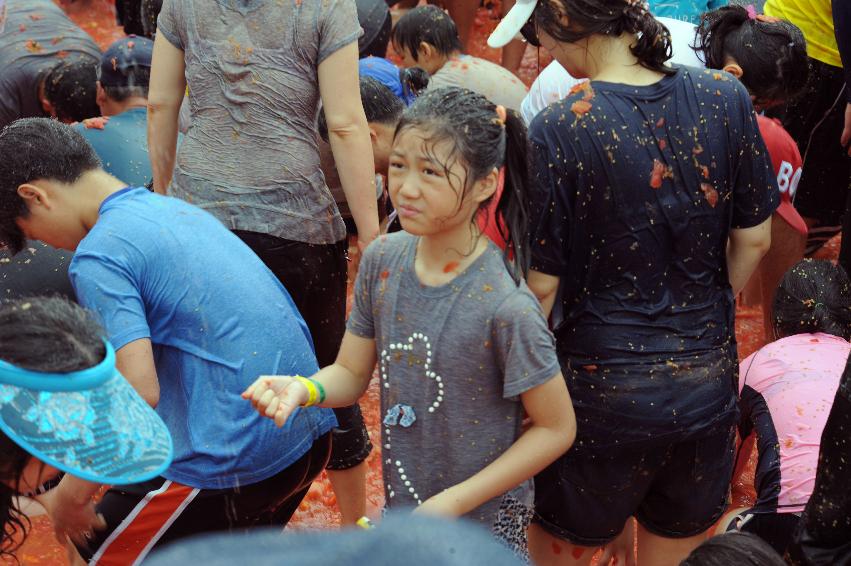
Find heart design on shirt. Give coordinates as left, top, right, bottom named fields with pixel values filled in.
left=379, top=332, right=445, bottom=505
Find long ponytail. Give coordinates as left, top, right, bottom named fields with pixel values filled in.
left=495, top=108, right=531, bottom=282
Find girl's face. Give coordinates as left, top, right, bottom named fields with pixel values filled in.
left=388, top=126, right=495, bottom=237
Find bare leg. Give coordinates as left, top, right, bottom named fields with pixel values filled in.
left=499, top=0, right=527, bottom=72
left=759, top=214, right=806, bottom=342
left=528, top=523, right=596, bottom=566
left=327, top=462, right=368, bottom=527
left=636, top=522, right=706, bottom=566
left=444, top=0, right=479, bottom=51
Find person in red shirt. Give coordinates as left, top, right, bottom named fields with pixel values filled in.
left=695, top=5, right=810, bottom=343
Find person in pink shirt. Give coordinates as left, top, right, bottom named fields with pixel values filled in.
left=722, top=259, right=851, bottom=555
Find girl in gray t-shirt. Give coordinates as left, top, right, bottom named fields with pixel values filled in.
left=246, top=88, right=576, bottom=550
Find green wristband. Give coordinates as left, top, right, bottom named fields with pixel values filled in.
left=314, top=379, right=326, bottom=405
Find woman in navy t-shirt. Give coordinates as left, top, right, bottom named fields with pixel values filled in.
left=491, top=0, right=779, bottom=563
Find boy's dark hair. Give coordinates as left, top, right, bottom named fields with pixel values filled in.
left=140, top=0, right=164, bottom=39
left=694, top=5, right=809, bottom=107
left=773, top=259, right=851, bottom=340
left=0, top=296, right=107, bottom=560
left=391, top=5, right=463, bottom=61
left=535, top=0, right=675, bottom=77
left=396, top=87, right=531, bottom=284
left=318, top=76, right=406, bottom=142
left=680, top=532, right=786, bottom=566
left=43, top=58, right=101, bottom=124
left=0, top=118, right=101, bottom=254
left=103, top=66, right=151, bottom=102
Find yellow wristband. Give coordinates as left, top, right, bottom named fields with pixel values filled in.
left=294, top=376, right=318, bottom=407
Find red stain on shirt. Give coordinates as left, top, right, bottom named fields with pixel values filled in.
left=25, top=39, right=42, bottom=53
left=571, top=99, right=593, bottom=117
left=81, top=117, right=109, bottom=130
left=379, top=270, right=390, bottom=280
left=658, top=139, right=667, bottom=151
left=656, top=117, right=665, bottom=128
left=701, top=183, right=718, bottom=207
left=551, top=542, right=562, bottom=555
left=443, top=261, right=460, bottom=273
left=650, top=159, right=666, bottom=189
left=583, top=364, right=598, bottom=372
left=29, top=13, right=43, bottom=21
left=572, top=547, right=585, bottom=559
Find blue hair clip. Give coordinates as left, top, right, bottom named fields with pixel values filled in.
left=0, top=340, right=115, bottom=392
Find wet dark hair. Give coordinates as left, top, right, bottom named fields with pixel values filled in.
left=102, top=66, right=151, bottom=101
left=0, top=118, right=102, bottom=254
left=140, top=0, right=164, bottom=39
left=318, top=77, right=406, bottom=142
left=680, top=532, right=786, bottom=566
left=392, top=5, right=464, bottom=62
left=694, top=5, right=808, bottom=107
left=772, top=259, right=851, bottom=340
left=43, top=58, right=101, bottom=124
left=534, top=0, right=675, bottom=76
left=395, top=87, right=531, bottom=283
left=400, top=67, right=430, bottom=100
left=0, top=297, right=107, bottom=561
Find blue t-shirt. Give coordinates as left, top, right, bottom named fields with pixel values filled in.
left=74, top=108, right=153, bottom=188
left=649, top=0, right=727, bottom=23
left=69, top=188, right=336, bottom=489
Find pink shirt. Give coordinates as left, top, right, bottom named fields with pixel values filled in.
left=739, top=333, right=849, bottom=512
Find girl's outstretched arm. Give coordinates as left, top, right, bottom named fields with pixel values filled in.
left=243, top=331, right=377, bottom=427
left=416, top=373, right=576, bottom=517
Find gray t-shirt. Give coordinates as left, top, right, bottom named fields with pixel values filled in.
left=348, top=232, right=560, bottom=526
left=157, top=0, right=361, bottom=244
left=0, top=0, right=101, bottom=129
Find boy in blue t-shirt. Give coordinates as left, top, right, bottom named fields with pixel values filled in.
left=0, top=118, right=336, bottom=563
left=649, top=0, right=728, bottom=23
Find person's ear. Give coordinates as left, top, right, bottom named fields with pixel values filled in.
left=368, top=125, right=379, bottom=144
left=418, top=42, right=435, bottom=62
left=38, top=86, right=54, bottom=117
left=96, top=82, right=107, bottom=109
left=472, top=167, right=499, bottom=205
left=16, top=183, right=50, bottom=209
left=723, top=62, right=744, bottom=80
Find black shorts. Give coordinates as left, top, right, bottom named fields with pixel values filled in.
left=234, top=231, right=373, bottom=470
left=726, top=510, right=801, bottom=555
left=533, top=423, right=736, bottom=546
left=77, top=433, right=331, bottom=565
left=768, top=58, right=850, bottom=233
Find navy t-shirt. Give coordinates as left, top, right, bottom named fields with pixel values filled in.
left=530, top=66, right=778, bottom=363
left=529, top=67, right=778, bottom=445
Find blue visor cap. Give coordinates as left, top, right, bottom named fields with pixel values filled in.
left=0, top=341, right=173, bottom=485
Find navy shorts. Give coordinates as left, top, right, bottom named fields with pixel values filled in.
left=533, top=423, right=736, bottom=546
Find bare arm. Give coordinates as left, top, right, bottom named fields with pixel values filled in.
left=728, top=217, right=772, bottom=296
left=244, top=331, right=377, bottom=426
left=318, top=42, right=379, bottom=248
left=115, top=338, right=160, bottom=407
left=527, top=270, right=559, bottom=319
left=147, top=32, right=186, bottom=194
left=417, top=374, right=576, bottom=516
